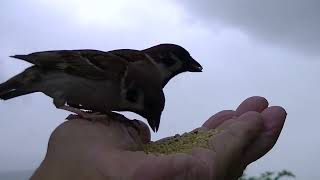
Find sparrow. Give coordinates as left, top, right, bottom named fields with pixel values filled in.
left=0, top=44, right=202, bottom=132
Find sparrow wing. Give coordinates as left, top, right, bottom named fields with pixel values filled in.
left=108, top=49, right=150, bottom=63
left=11, top=50, right=129, bottom=80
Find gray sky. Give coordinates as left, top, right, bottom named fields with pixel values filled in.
left=181, top=0, right=320, bottom=55
left=0, top=0, right=319, bottom=179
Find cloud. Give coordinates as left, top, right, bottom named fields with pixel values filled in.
left=178, top=0, right=320, bottom=55
left=1, top=1, right=320, bottom=179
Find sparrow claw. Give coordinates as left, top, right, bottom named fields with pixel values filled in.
left=91, top=112, right=141, bottom=134
left=107, top=112, right=128, bottom=121
left=65, top=111, right=109, bottom=122
left=66, top=114, right=81, bottom=120
left=65, top=111, right=142, bottom=134
left=82, top=113, right=109, bottom=122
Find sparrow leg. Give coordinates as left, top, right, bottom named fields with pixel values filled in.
left=65, top=109, right=140, bottom=132
left=59, top=105, right=89, bottom=117
left=58, top=105, right=108, bottom=121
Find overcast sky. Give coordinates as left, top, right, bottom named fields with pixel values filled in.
left=0, top=0, right=319, bottom=179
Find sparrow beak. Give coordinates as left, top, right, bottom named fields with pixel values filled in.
left=187, top=58, right=203, bottom=72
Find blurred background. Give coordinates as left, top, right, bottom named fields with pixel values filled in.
left=0, top=0, right=319, bottom=179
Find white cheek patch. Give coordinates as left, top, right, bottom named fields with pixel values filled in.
left=144, top=54, right=172, bottom=80
left=169, top=53, right=184, bottom=72
left=145, top=53, right=185, bottom=82
left=119, top=66, right=145, bottom=111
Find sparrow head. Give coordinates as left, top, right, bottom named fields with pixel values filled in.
left=143, top=44, right=203, bottom=86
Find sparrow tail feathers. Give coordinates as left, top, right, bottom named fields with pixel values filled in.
left=10, top=55, right=34, bottom=64
left=0, top=89, right=30, bottom=100
left=0, top=78, right=19, bottom=95
left=0, top=68, right=37, bottom=100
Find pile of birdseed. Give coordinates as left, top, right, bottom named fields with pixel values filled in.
left=143, top=129, right=220, bottom=155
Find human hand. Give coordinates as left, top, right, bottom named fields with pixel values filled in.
left=30, top=96, right=286, bottom=180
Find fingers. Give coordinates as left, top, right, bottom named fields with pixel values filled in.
left=203, top=96, right=269, bottom=129
left=241, top=106, right=287, bottom=164
left=134, top=96, right=286, bottom=179
left=236, top=96, right=269, bottom=115
left=186, top=111, right=265, bottom=179
left=208, top=112, right=264, bottom=175
left=261, top=106, right=287, bottom=136
left=202, top=110, right=236, bottom=129
left=200, top=96, right=286, bottom=179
